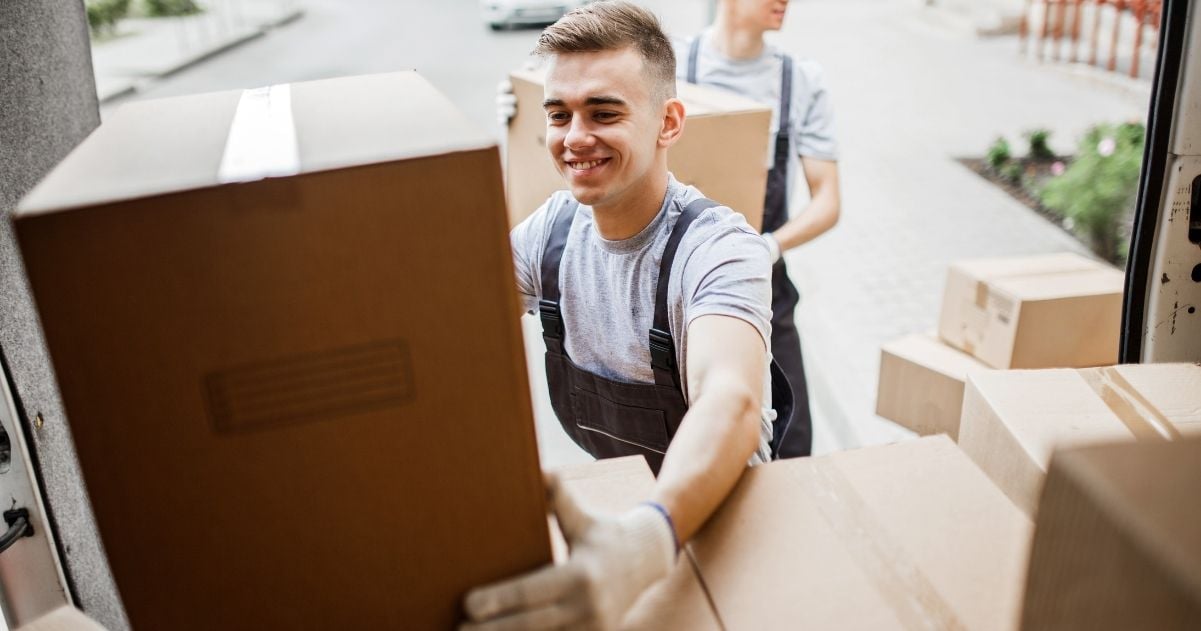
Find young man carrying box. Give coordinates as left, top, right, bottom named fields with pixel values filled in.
left=678, top=0, right=842, bottom=457
left=463, top=2, right=793, bottom=629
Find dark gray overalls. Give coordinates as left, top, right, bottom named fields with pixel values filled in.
left=539, top=196, right=796, bottom=475
left=687, top=38, right=813, bottom=458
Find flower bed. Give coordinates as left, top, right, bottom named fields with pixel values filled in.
left=960, top=124, right=1145, bottom=265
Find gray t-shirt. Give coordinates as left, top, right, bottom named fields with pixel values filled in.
left=674, top=31, right=839, bottom=199
left=512, top=175, right=775, bottom=463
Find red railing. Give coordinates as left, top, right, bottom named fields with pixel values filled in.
left=1019, top=0, right=1162, bottom=78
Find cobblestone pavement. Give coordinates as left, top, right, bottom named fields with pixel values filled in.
left=773, top=0, right=1150, bottom=453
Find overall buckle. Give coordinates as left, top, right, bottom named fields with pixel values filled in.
left=648, top=328, right=676, bottom=372
left=539, top=299, right=564, bottom=339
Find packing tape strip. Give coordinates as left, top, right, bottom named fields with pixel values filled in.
left=218, top=84, right=301, bottom=184
left=1080, top=367, right=1181, bottom=440
left=792, top=460, right=966, bottom=631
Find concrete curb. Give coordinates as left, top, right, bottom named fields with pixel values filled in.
left=95, top=7, right=305, bottom=104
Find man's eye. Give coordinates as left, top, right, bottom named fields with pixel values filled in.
left=548, top=111, right=570, bottom=124
left=595, top=111, right=618, bottom=121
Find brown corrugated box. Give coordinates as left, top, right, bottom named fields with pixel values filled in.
left=506, top=68, right=771, bottom=229
left=14, top=72, right=550, bottom=629
left=937, top=253, right=1125, bottom=369
left=958, top=363, right=1201, bottom=515
left=876, top=332, right=991, bottom=440
left=1021, top=438, right=1201, bottom=630
left=553, top=456, right=720, bottom=630
left=688, top=436, right=1032, bottom=630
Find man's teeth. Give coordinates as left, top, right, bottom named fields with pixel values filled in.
left=570, top=159, right=604, bottom=169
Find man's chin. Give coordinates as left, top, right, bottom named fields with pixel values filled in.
left=568, top=185, right=606, bottom=207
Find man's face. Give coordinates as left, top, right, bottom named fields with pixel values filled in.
left=543, top=47, right=666, bottom=209
left=729, top=0, right=789, bottom=31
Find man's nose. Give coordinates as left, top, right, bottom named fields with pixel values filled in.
left=564, top=116, right=595, bottom=151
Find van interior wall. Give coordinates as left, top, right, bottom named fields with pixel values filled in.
left=0, top=2, right=128, bottom=628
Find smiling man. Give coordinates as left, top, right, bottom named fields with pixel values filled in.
left=461, top=2, right=790, bottom=629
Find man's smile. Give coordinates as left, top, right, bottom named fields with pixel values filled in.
left=566, top=157, right=612, bottom=172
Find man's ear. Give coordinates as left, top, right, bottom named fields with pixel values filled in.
left=657, top=98, right=686, bottom=148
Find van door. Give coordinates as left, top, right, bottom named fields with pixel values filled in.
left=1122, top=0, right=1201, bottom=363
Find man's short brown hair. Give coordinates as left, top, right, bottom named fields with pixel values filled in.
left=533, top=0, right=677, bottom=102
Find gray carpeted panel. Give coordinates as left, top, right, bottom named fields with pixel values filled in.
left=1, top=1, right=129, bottom=628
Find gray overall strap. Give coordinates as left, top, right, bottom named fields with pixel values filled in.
left=686, top=36, right=701, bottom=84
left=778, top=54, right=793, bottom=144
left=649, top=197, right=720, bottom=389
left=538, top=198, right=579, bottom=348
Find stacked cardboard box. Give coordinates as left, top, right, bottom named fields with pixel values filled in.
left=505, top=68, right=772, bottom=229
left=876, top=253, right=1125, bottom=438
left=693, top=436, right=1031, bottom=628
left=15, top=72, right=550, bottom=629
left=958, top=362, right=1201, bottom=515
left=876, top=333, right=991, bottom=439
left=937, top=253, right=1125, bottom=369
left=1021, top=438, right=1201, bottom=630
left=561, top=439, right=1032, bottom=629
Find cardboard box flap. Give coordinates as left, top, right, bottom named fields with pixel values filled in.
left=960, top=364, right=1201, bottom=516
left=991, top=267, right=1126, bottom=301
left=883, top=332, right=990, bottom=381
left=970, top=369, right=1136, bottom=464
left=690, top=436, right=1031, bottom=631
left=19, top=72, right=494, bottom=216
left=1109, top=363, right=1201, bottom=433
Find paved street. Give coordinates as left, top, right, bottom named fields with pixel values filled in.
left=99, top=0, right=1152, bottom=466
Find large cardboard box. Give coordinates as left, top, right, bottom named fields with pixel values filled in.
left=1021, top=438, right=1201, bottom=630
left=688, top=436, right=1033, bottom=630
left=958, top=363, right=1201, bottom=516
left=14, top=72, right=551, bottom=629
left=937, top=253, right=1125, bottom=369
left=553, top=456, right=721, bottom=630
left=876, top=332, right=991, bottom=440
left=506, top=68, right=772, bottom=229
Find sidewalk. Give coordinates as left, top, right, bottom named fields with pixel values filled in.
left=91, top=0, right=303, bottom=103
left=773, top=0, right=1150, bottom=454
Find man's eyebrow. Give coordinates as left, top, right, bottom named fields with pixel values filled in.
left=542, top=96, right=628, bottom=109
left=584, top=96, right=626, bottom=107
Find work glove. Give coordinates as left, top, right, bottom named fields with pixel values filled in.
left=461, top=475, right=677, bottom=631
left=496, top=79, right=517, bottom=127
left=763, top=232, right=782, bottom=264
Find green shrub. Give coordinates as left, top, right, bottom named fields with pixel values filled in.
left=1001, top=160, right=1024, bottom=185
left=86, top=0, right=131, bottom=36
left=145, top=0, right=201, bottom=17
left=1025, top=128, right=1055, bottom=160
left=1040, top=122, right=1145, bottom=263
left=986, top=136, right=1012, bottom=171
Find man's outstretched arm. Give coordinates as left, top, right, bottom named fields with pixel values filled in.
left=461, top=314, right=765, bottom=630
left=652, top=313, right=765, bottom=542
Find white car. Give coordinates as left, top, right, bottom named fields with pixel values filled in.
left=480, top=0, right=589, bottom=30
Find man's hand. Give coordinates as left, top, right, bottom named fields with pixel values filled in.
left=496, top=79, right=517, bottom=127
left=769, top=157, right=841, bottom=252
left=462, top=476, right=675, bottom=631
left=763, top=232, right=782, bottom=264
